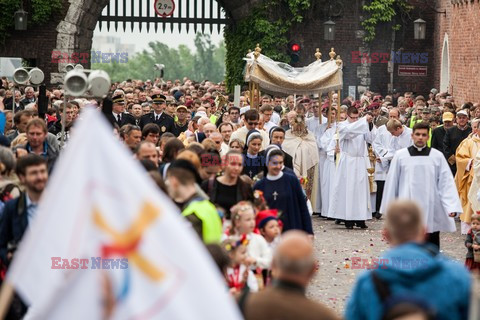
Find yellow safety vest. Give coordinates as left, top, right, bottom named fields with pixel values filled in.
left=182, top=199, right=222, bottom=244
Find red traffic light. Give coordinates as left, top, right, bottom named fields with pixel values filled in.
left=291, top=43, right=300, bottom=52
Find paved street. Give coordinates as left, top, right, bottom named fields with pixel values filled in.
left=307, top=216, right=465, bottom=314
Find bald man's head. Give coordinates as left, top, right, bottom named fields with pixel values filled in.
left=272, top=231, right=315, bottom=287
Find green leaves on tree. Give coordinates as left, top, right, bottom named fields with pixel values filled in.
left=224, top=0, right=311, bottom=92
left=361, top=0, right=412, bottom=42
left=92, top=33, right=226, bottom=83
left=0, top=0, right=63, bottom=44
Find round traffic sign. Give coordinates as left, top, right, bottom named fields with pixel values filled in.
left=154, top=0, right=175, bottom=17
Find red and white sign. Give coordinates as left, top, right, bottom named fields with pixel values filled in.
left=154, top=0, right=175, bottom=17
left=398, top=65, right=427, bottom=76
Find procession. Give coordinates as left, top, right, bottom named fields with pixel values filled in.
left=0, top=0, right=479, bottom=319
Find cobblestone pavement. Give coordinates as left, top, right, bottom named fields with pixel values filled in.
left=307, top=215, right=465, bottom=314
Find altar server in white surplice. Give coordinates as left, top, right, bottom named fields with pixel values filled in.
left=372, top=116, right=413, bottom=219
left=319, top=108, right=338, bottom=218
left=380, top=122, right=462, bottom=249
left=329, top=107, right=374, bottom=229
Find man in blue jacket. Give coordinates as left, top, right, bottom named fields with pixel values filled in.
left=345, top=200, right=471, bottom=320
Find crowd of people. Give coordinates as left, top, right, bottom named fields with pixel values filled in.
left=0, top=75, right=478, bottom=319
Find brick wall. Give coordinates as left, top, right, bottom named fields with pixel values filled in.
left=434, top=0, right=480, bottom=104
left=286, top=0, right=436, bottom=99
left=0, top=17, right=66, bottom=87
left=448, top=0, right=479, bottom=104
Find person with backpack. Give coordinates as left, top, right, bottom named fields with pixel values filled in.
left=345, top=200, right=471, bottom=320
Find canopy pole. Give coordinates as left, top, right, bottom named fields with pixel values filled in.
left=294, top=94, right=297, bottom=110
left=327, top=91, right=332, bottom=128
left=337, top=89, right=341, bottom=122
left=319, top=93, right=322, bottom=124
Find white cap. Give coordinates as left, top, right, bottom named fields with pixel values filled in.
left=457, top=110, right=469, bottom=117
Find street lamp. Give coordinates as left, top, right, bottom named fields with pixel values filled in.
left=14, top=9, right=28, bottom=30
left=414, top=18, right=426, bottom=40
left=324, top=20, right=335, bottom=41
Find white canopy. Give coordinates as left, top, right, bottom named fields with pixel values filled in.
left=244, top=52, right=343, bottom=95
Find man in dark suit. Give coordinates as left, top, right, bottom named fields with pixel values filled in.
left=431, top=111, right=454, bottom=152
left=18, top=86, right=36, bottom=110
left=241, top=231, right=340, bottom=320
left=443, top=110, right=471, bottom=175
left=139, top=94, right=174, bottom=136
left=106, top=94, right=136, bottom=127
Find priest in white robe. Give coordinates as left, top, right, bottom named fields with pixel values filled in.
left=380, top=122, right=462, bottom=249
left=329, top=107, right=374, bottom=229
left=282, top=115, right=319, bottom=202
left=306, top=103, right=326, bottom=214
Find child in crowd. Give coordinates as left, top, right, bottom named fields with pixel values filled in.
left=230, top=201, right=272, bottom=270
left=465, top=213, right=480, bottom=271
left=222, top=236, right=258, bottom=294
left=256, top=209, right=281, bottom=250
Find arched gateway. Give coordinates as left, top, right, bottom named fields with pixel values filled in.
left=0, top=0, right=258, bottom=85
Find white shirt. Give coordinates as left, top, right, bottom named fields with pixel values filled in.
left=263, top=121, right=277, bottom=133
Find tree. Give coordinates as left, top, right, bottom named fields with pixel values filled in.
left=92, top=34, right=225, bottom=83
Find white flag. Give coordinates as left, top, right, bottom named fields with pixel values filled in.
left=7, top=108, right=242, bottom=319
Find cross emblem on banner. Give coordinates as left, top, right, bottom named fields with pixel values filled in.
left=93, top=201, right=164, bottom=281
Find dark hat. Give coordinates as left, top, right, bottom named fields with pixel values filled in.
left=151, top=94, right=166, bottom=104
left=174, top=90, right=184, bottom=101
left=422, top=107, right=431, bottom=114
left=167, top=159, right=202, bottom=185
left=112, top=94, right=125, bottom=105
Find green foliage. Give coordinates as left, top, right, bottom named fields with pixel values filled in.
left=0, top=0, right=63, bottom=43
left=31, top=0, right=63, bottom=24
left=224, top=0, right=311, bottom=92
left=361, top=0, right=413, bottom=42
left=92, top=33, right=226, bottom=83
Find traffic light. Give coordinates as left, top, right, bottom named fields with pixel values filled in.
left=288, top=42, right=301, bottom=64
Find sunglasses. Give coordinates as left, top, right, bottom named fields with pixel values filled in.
left=247, top=122, right=259, bottom=126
